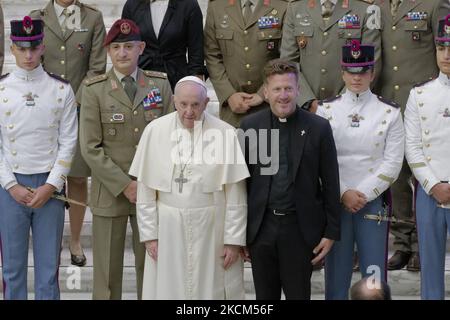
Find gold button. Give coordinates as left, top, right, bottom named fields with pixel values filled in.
left=244, top=30, right=248, bottom=35
left=347, top=33, right=352, bottom=37
left=425, top=130, right=430, bottom=135
left=323, top=32, right=328, bottom=36
left=60, top=85, right=64, bottom=90
left=61, top=74, right=65, bottom=79
left=133, top=110, right=138, bottom=115
left=246, top=64, right=250, bottom=69
left=419, top=102, right=424, bottom=107
left=57, top=98, right=62, bottom=103
left=392, top=26, right=397, bottom=31
left=425, top=143, right=431, bottom=148
left=134, top=128, right=139, bottom=133
left=321, top=50, right=327, bottom=56
left=301, top=31, right=305, bottom=35
left=244, top=46, right=249, bottom=51
left=379, top=131, right=383, bottom=135
left=13, top=164, right=19, bottom=169
left=5, top=111, right=11, bottom=116
left=427, top=156, right=431, bottom=161
left=327, top=116, right=333, bottom=121
left=10, top=137, right=15, bottom=142
left=60, top=60, right=65, bottom=65
left=0, top=85, right=4, bottom=91
left=3, top=98, right=8, bottom=103
left=417, top=89, right=423, bottom=94
left=8, top=124, right=14, bottom=129
left=11, top=150, right=17, bottom=156
left=49, top=150, right=54, bottom=154
left=414, top=25, right=418, bottom=29
left=268, top=35, right=272, bottom=39
left=394, top=85, right=399, bottom=91
left=325, top=104, right=330, bottom=109
left=393, top=66, right=398, bottom=71
left=386, top=109, right=391, bottom=113
left=382, top=120, right=387, bottom=125
left=61, top=46, right=65, bottom=51
left=369, top=168, right=374, bottom=173
left=247, top=80, right=252, bottom=85
left=375, top=143, right=380, bottom=147
left=320, top=87, right=325, bottom=91
left=321, top=69, right=326, bottom=74
left=421, top=116, right=427, bottom=121
left=392, top=45, right=397, bottom=51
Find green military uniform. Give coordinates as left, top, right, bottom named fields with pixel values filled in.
left=280, top=0, right=381, bottom=107
left=79, top=69, right=173, bottom=299
left=204, top=0, right=290, bottom=127
left=374, top=0, right=449, bottom=257
left=30, top=0, right=107, bottom=177
left=0, top=3, right=4, bottom=75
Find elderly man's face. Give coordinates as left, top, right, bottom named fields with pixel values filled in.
left=108, top=41, right=145, bottom=75
left=174, top=82, right=209, bottom=129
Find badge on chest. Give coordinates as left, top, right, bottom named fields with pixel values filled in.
left=23, top=92, right=38, bottom=106
left=348, top=113, right=364, bottom=127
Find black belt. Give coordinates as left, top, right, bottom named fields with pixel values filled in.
left=267, top=208, right=296, bottom=216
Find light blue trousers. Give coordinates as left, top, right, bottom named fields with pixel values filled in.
left=416, top=185, right=450, bottom=300
left=325, top=197, right=388, bottom=300
left=0, top=173, right=65, bottom=300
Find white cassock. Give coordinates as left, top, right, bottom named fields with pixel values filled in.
left=129, top=111, right=250, bottom=300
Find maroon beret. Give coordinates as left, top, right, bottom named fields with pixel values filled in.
left=103, top=19, right=141, bottom=46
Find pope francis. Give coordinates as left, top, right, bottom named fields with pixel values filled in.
left=129, top=76, right=250, bottom=299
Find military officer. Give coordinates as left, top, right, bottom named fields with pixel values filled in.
left=79, top=19, right=173, bottom=300
left=204, top=0, right=290, bottom=127
left=404, top=14, right=450, bottom=299
left=317, top=40, right=404, bottom=300
left=0, top=17, right=78, bottom=299
left=30, top=0, right=107, bottom=268
left=374, top=0, right=450, bottom=272
left=281, top=0, right=381, bottom=111
left=0, top=3, right=4, bottom=74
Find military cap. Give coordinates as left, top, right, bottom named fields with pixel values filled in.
left=103, top=19, right=141, bottom=46
left=436, top=14, right=450, bottom=47
left=341, top=40, right=375, bottom=74
left=10, top=16, right=44, bottom=48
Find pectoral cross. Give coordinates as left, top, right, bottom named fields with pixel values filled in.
left=175, top=171, right=188, bottom=193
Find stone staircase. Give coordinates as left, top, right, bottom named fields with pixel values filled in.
left=1, top=0, right=450, bottom=300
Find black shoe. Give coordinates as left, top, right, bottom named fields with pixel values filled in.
left=406, top=252, right=420, bottom=272
left=70, top=250, right=87, bottom=267
left=387, top=250, right=411, bottom=270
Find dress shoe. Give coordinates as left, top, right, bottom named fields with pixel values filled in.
left=70, top=250, right=87, bottom=267
left=406, top=252, right=420, bottom=272
left=387, top=250, right=411, bottom=270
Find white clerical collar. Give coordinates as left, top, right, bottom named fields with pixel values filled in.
left=438, top=71, right=450, bottom=87
left=13, top=64, right=46, bottom=81
left=114, top=68, right=138, bottom=83
left=54, top=1, right=76, bottom=17
left=343, top=88, right=372, bottom=104
left=320, top=0, right=337, bottom=6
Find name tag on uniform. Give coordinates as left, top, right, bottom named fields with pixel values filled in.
left=74, top=28, right=89, bottom=32
left=338, top=15, right=360, bottom=29
left=111, top=113, right=124, bottom=122
left=258, top=16, right=280, bottom=29
left=406, top=12, right=428, bottom=21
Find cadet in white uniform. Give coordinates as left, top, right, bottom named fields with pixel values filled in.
left=0, top=17, right=77, bottom=300
left=404, top=13, right=450, bottom=300
left=317, top=40, right=404, bottom=300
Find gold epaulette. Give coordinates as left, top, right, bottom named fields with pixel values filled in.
left=357, top=0, right=375, bottom=4
left=84, top=74, right=107, bottom=86
left=143, top=70, right=168, bottom=79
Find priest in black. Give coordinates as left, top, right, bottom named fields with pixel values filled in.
left=239, top=59, right=341, bottom=300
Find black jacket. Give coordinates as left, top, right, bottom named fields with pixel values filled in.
left=240, top=107, right=341, bottom=248
left=122, top=0, right=206, bottom=89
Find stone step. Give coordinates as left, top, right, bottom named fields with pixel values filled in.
left=2, top=247, right=450, bottom=296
